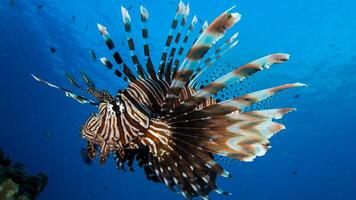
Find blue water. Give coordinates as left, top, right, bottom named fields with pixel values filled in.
left=1, top=0, right=355, bottom=199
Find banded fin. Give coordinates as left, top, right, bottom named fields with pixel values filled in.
left=65, top=73, right=83, bottom=90
left=158, top=1, right=187, bottom=78
left=138, top=120, right=230, bottom=198
left=97, top=23, right=135, bottom=82
left=31, top=74, right=97, bottom=105
left=140, top=5, right=157, bottom=80
left=190, top=32, right=239, bottom=87
left=121, top=6, right=147, bottom=78
left=173, top=20, right=207, bottom=79
left=162, top=7, right=241, bottom=112
left=166, top=83, right=306, bottom=122
left=80, top=72, right=96, bottom=89
left=172, top=15, right=198, bottom=79
left=167, top=108, right=295, bottom=161
left=165, top=4, right=190, bottom=82
left=172, top=54, right=291, bottom=114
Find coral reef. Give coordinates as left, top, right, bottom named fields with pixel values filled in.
left=0, top=148, right=48, bottom=200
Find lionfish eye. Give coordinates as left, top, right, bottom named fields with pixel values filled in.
left=115, top=98, right=125, bottom=113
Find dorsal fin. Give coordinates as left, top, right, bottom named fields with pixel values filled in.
left=121, top=6, right=147, bottom=79
left=97, top=23, right=135, bottom=82
left=140, top=5, right=157, bottom=80
left=164, top=4, right=190, bottom=83
left=190, top=32, right=239, bottom=87
left=172, top=21, right=209, bottom=76
left=158, top=1, right=187, bottom=78
left=171, top=15, right=198, bottom=80
left=162, top=7, right=241, bottom=113
left=172, top=54, right=292, bottom=114
left=165, top=83, right=306, bottom=122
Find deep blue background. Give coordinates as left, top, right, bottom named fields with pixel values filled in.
left=1, top=0, right=355, bottom=199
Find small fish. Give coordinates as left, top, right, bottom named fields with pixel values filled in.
left=37, top=4, right=44, bottom=9
left=84, top=24, right=88, bottom=31
left=49, top=47, right=56, bottom=54
left=89, top=49, right=97, bottom=61
left=72, top=15, right=76, bottom=22
left=32, top=2, right=306, bottom=199
left=292, top=170, right=299, bottom=175
left=294, top=94, right=300, bottom=99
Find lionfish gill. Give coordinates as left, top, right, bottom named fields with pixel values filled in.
left=32, top=1, right=306, bottom=199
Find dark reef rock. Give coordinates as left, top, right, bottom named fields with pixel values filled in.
left=0, top=148, right=48, bottom=200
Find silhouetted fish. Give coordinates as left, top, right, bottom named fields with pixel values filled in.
left=32, top=2, right=306, bottom=199
left=49, top=47, right=56, bottom=54
left=89, top=49, right=97, bottom=61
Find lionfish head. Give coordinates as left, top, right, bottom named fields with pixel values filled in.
left=81, top=97, right=125, bottom=147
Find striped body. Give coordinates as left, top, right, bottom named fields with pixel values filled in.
left=81, top=78, right=216, bottom=165
left=32, top=1, right=306, bottom=199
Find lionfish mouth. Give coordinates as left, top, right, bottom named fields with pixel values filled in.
left=32, top=1, right=306, bottom=199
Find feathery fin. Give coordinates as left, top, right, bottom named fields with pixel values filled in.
left=158, top=1, right=187, bottom=78
left=97, top=23, right=134, bottom=82
left=162, top=7, right=241, bottom=112
left=190, top=32, right=239, bottom=87
left=31, top=74, right=97, bottom=105
left=172, top=15, right=198, bottom=79
left=121, top=6, right=147, bottom=79
left=140, top=5, right=157, bottom=80
left=173, top=54, right=291, bottom=114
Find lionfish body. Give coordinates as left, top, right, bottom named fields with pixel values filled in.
left=33, top=2, right=306, bottom=199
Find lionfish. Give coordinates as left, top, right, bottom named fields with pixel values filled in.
left=32, top=1, right=306, bottom=199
